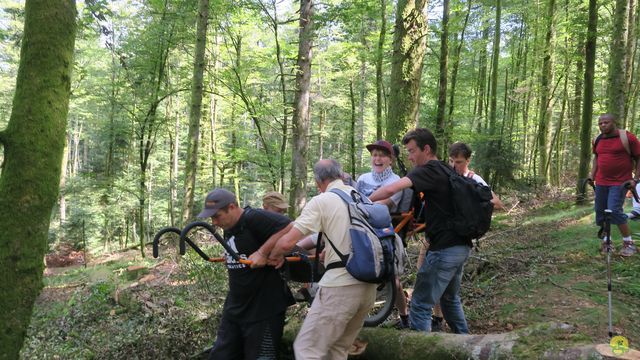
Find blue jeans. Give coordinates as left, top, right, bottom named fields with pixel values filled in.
left=595, top=185, right=628, bottom=225
left=409, top=245, right=471, bottom=334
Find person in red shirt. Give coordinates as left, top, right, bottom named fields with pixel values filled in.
left=589, top=113, right=640, bottom=256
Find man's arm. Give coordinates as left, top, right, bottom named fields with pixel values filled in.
left=369, top=177, right=413, bottom=202
left=268, top=227, right=306, bottom=268
left=248, top=223, right=293, bottom=268
left=491, top=191, right=504, bottom=210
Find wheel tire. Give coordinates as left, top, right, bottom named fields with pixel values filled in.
left=363, top=278, right=397, bottom=327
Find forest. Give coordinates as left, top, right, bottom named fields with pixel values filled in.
left=1, top=0, right=640, bottom=358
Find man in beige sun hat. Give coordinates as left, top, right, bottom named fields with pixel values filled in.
left=262, top=191, right=289, bottom=215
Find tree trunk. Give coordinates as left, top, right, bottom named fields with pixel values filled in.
left=71, top=117, right=82, bottom=176
left=136, top=0, right=173, bottom=257
left=257, top=0, right=290, bottom=192
left=435, top=0, right=450, bottom=157
left=375, top=0, right=387, bottom=140
left=488, top=0, right=501, bottom=135
left=0, top=0, right=76, bottom=357
left=607, top=0, right=628, bottom=119
left=170, top=113, right=179, bottom=227
left=59, top=136, right=69, bottom=245
left=624, top=0, right=638, bottom=126
left=386, top=0, right=428, bottom=143
left=269, top=322, right=603, bottom=360
left=209, top=28, right=219, bottom=189
left=319, top=108, right=326, bottom=159
left=289, top=0, right=314, bottom=216
left=536, top=0, right=556, bottom=183
left=357, top=52, right=366, bottom=168
left=350, top=79, right=357, bottom=177
left=181, top=0, right=209, bottom=227
left=475, top=13, right=490, bottom=132
left=577, top=0, right=598, bottom=204
left=572, top=36, right=584, bottom=144
left=446, top=0, right=471, bottom=136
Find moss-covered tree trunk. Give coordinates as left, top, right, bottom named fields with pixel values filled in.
left=576, top=0, right=598, bottom=204
left=488, top=0, right=501, bottom=135
left=386, top=0, right=428, bottom=144
left=0, top=1, right=76, bottom=358
left=375, top=0, right=387, bottom=141
left=181, top=0, right=209, bottom=227
left=607, top=0, right=628, bottom=119
left=435, top=0, right=450, bottom=158
left=289, top=0, right=314, bottom=216
left=274, top=322, right=604, bottom=360
left=536, top=0, right=556, bottom=184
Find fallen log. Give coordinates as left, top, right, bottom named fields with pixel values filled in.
left=193, top=321, right=627, bottom=359
left=277, top=322, right=614, bottom=360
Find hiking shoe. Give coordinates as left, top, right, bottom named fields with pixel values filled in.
left=431, top=316, right=444, bottom=332
left=627, top=210, right=640, bottom=220
left=620, top=242, right=637, bottom=257
left=600, top=242, right=615, bottom=255
left=395, top=316, right=410, bottom=329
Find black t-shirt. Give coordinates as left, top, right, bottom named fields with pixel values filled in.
left=407, top=160, right=471, bottom=251
left=222, top=207, right=295, bottom=323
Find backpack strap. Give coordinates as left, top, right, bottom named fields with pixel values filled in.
left=323, top=188, right=353, bottom=271
left=593, top=131, right=631, bottom=156
left=313, top=232, right=324, bottom=281
left=329, top=187, right=372, bottom=205
left=323, top=232, right=349, bottom=271
left=620, top=129, right=631, bottom=155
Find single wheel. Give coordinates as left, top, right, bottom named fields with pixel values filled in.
left=363, top=278, right=397, bottom=327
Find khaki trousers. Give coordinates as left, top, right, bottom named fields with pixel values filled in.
left=293, top=282, right=376, bottom=360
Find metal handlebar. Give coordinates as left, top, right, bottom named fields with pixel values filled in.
left=153, top=221, right=314, bottom=266
left=622, top=180, right=640, bottom=202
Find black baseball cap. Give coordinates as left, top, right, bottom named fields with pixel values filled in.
left=197, top=188, right=236, bottom=218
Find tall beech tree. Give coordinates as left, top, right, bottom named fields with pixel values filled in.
left=0, top=0, right=76, bottom=357
left=289, top=0, right=314, bottom=215
left=607, top=0, right=628, bottom=119
left=435, top=0, right=450, bottom=157
left=386, top=0, right=428, bottom=143
left=536, top=0, right=557, bottom=183
left=375, top=0, right=387, bottom=140
left=577, top=0, right=598, bottom=203
left=181, top=0, right=209, bottom=226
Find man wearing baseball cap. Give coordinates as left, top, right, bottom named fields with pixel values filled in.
left=199, top=188, right=295, bottom=360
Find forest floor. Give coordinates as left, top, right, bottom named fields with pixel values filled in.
left=20, top=191, right=640, bottom=359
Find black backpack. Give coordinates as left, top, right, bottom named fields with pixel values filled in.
left=433, top=162, right=494, bottom=241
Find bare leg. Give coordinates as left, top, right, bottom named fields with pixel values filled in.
left=395, top=279, right=408, bottom=316
left=618, top=223, right=631, bottom=237
left=433, top=303, right=443, bottom=318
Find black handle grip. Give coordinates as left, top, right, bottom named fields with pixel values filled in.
left=622, top=180, right=640, bottom=202
left=152, top=227, right=181, bottom=258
